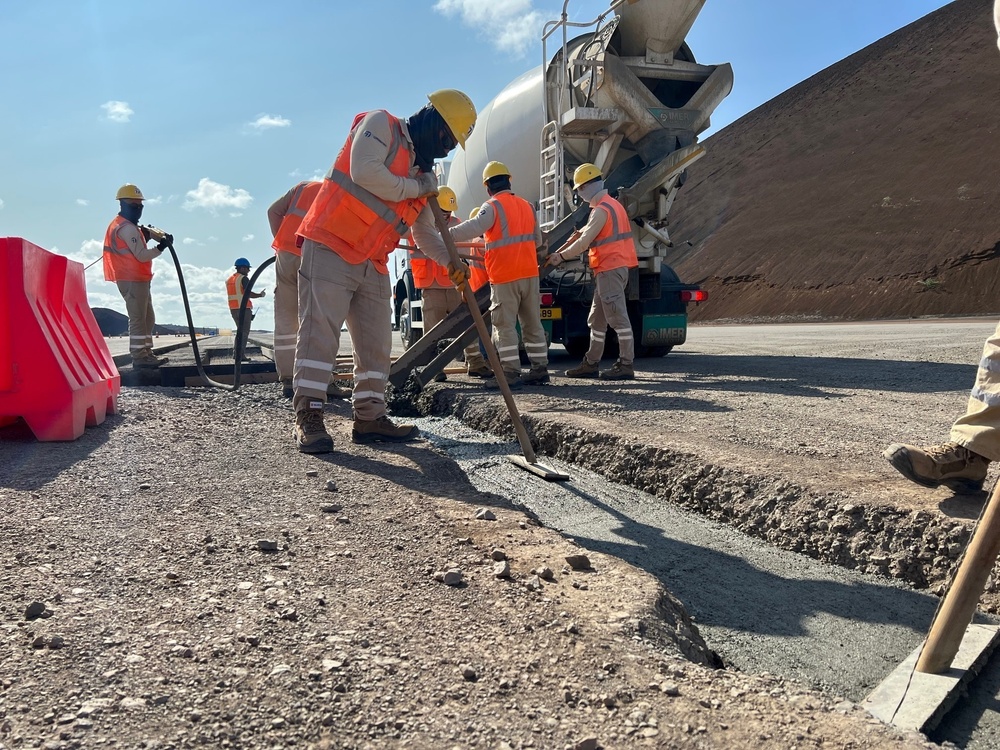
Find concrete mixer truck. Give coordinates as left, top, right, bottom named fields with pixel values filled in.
left=391, top=0, right=732, bottom=364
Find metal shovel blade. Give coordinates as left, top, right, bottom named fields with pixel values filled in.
left=507, top=454, right=570, bottom=482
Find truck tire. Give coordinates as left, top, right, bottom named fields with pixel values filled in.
left=564, top=335, right=591, bottom=359
left=399, top=297, right=421, bottom=350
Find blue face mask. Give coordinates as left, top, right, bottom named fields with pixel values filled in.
left=119, top=201, right=143, bottom=224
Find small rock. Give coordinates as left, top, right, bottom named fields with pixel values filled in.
left=434, top=569, right=464, bottom=586
left=31, top=635, right=47, bottom=649
left=491, top=548, right=507, bottom=561
left=565, top=554, right=591, bottom=570
left=574, top=738, right=599, bottom=750
left=493, top=561, right=511, bottom=579
left=24, top=601, right=46, bottom=620
left=661, top=683, right=680, bottom=696
left=461, top=665, right=478, bottom=681
left=320, top=503, right=343, bottom=514
left=48, top=635, right=65, bottom=650
left=475, top=508, right=497, bottom=521
left=138, top=483, right=151, bottom=490
left=572, top=580, right=589, bottom=591
left=524, top=575, right=543, bottom=592
left=256, top=539, right=279, bottom=552
left=325, top=480, right=337, bottom=492
left=305, top=470, right=319, bottom=477
left=165, top=572, right=179, bottom=580
left=336, top=516, right=351, bottom=524
left=279, top=608, right=298, bottom=622
left=535, top=566, right=554, bottom=580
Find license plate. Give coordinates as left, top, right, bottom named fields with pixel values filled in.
left=540, top=307, right=562, bottom=320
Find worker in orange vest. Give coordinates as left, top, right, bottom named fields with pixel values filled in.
left=409, top=187, right=491, bottom=380
left=547, top=163, right=639, bottom=381
left=291, top=90, right=476, bottom=453
left=226, top=258, right=265, bottom=361
left=465, top=205, right=490, bottom=293
left=267, top=180, right=347, bottom=400
left=102, top=183, right=173, bottom=369
left=449, top=161, right=548, bottom=389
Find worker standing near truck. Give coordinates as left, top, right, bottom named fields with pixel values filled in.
left=449, top=161, right=549, bottom=389
left=409, top=187, right=491, bottom=380
left=547, top=163, right=639, bottom=381
left=291, top=89, right=475, bottom=454
left=226, top=258, right=265, bottom=361
left=103, top=184, right=172, bottom=369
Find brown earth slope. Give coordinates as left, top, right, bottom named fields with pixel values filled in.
left=668, top=0, right=1000, bottom=322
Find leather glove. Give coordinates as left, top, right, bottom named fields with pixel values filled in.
left=535, top=242, right=549, bottom=263
left=415, top=173, right=439, bottom=198
left=545, top=252, right=564, bottom=267
left=447, top=261, right=470, bottom=289
left=155, top=233, right=174, bottom=251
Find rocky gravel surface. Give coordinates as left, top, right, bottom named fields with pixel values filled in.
left=0, top=386, right=937, bottom=749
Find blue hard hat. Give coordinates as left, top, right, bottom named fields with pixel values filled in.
left=234, top=257, right=251, bottom=268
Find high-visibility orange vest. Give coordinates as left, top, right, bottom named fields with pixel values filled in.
left=226, top=272, right=252, bottom=310
left=409, top=216, right=457, bottom=290
left=482, top=192, right=538, bottom=285
left=272, top=181, right=322, bottom=256
left=103, top=215, right=153, bottom=283
left=468, top=244, right=488, bottom=291
left=298, top=111, right=425, bottom=274
left=588, top=195, right=638, bottom=273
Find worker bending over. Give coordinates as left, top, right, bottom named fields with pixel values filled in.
left=103, top=184, right=172, bottom=369
left=291, top=89, right=475, bottom=453
left=408, top=187, right=490, bottom=379
left=548, top=164, right=638, bottom=381
left=450, top=161, right=548, bottom=389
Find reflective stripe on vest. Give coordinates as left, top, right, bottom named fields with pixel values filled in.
left=272, top=181, right=322, bottom=256
left=482, top=193, right=539, bottom=285
left=588, top=195, right=639, bottom=273
left=103, top=215, right=153, bottom=283
left=297, top=112, right=425, bottom=274
left=226, top=272, right=252, bottom=310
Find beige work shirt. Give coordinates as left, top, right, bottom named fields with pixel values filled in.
left=115, top=219, right=162, bottom=264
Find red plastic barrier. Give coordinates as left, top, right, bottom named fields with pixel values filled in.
left=0, top=237, right=120, bottom=441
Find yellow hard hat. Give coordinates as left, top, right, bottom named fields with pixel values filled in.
left=572, top=163, right=603, bottom=190
left=427, top=89, right=476, bottom=149
left=116, top=183, right=145, bottom=201
left=482, top=160, right=511, bottom=184
left=469, top=206, right=481, bottom=221
left=436, top=186, right=457, bottom=213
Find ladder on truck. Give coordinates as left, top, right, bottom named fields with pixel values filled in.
left=538, top=0, right=628, bottom=233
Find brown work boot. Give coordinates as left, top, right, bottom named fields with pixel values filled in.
left=466, top=360, right=492, bottom=378
left=327, top=381, right=352, bottom=399
left=883, top=441, right=989, bottom=493
left=565, top=359, right=599, bottom=378
left=281, top=379, right=293, bottom=399
left=132, top=353, right=168, bottom=369
left=522, top=364, right=550, bottom=385
left=294, top=404, right=333, bottom=454
left=352, top=415, right=420, bottom=444
left=600, top=360, right=635, bottom=381
left=485, top=369, right=523, bottom=390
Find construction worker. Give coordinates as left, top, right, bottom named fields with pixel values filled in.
left=226, top=258, right=265, bottom=360
left=449, top=161, right=549, bottom=389
left=547, top=163, right=639, bottom=381
left=409, top=187, right=491, bottom=380
left=291, top=89, right=476, bottom=453
left=465, top=206, right=490, bottom=294
left=267, top=181, right=349, bottom=400
left=102, top=184, right=172, bottom=369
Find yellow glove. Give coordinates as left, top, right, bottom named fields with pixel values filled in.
left=448, top=261, right=470, bottom=289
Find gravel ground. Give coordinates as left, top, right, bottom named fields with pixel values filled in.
left=0, top=385, right=936, bottom=750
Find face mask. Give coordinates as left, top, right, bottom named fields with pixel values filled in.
left=119, top=201, right=143, bottom=224
left=577, top=179, right=604, bottom=204
left=408, top=106, right=451, bottom=171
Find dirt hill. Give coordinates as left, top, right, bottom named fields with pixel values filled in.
left=668, top=0, right=1000, bottom=323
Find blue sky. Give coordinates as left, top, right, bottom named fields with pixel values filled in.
left=1, top=0, right=954, bottom=329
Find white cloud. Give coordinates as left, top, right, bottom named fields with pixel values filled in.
left=242, top=234, right=254, bottom=242
left=247, top=114, right=291, bottom=132
left=0, top=198, right=4, bottom=210
left=101, top=100, right=134, bottom=123
left=433, top=0, right=542, bottom=56
left=182, top=178, right=253, bottom=213
left=76, top=198, right=89, bottom=206
left=182, top=237, right=198, bottom=246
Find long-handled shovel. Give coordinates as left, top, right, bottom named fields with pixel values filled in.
left=429, top=200, right=568, bottom=482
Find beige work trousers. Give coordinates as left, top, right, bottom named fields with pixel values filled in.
left=584, top=267, right=635, bottom=365
left=116, top=280, right=155, bottom=358
left=273, top=250, right=301, bottom=380
left=230, top=307, right=254, bottom=357
left=951, top=319, right=1000, bottom=461
left=490, top=276, right=547, bottom=374
left=293, top=239, right=390, bottom=421
left=421, top=287, right=487, bottom=367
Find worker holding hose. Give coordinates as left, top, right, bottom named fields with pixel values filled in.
left=290, top=90, right=476, bottom=454
left=102, top=184, right=172, bottom=369
left=226, top=258, right=265, bottom=361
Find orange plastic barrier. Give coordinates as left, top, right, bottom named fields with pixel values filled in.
left=0, top=237, right=120, bottom=440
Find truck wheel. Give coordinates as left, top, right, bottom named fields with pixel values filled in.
left=400, top=298, right=420, bottom=349
left=564, top=335, right=590, bottom=359
left=635, top=344, right=673, bottom=358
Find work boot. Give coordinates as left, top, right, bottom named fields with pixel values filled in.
left=883, top=441, right=989, bottom=494
left=433, top=372, right=448, bottom=383
left=466, top=360, right=492, bottom=378
left=565, top=359, right=599, bottom=378
left=327, top=382, right=351, bottom=400
left=352, top=415, right=420, bottom=444
left=281, top=379, right=293, bottom=399
left=485, top=369, right=523, bottom=390
left=132, top=353, right=167, bottom=369
left=522, top=364, right=550, bottom=385
left=294, top=404, right=333, bottom=454
left=600, top=360, right=635, bottom=381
